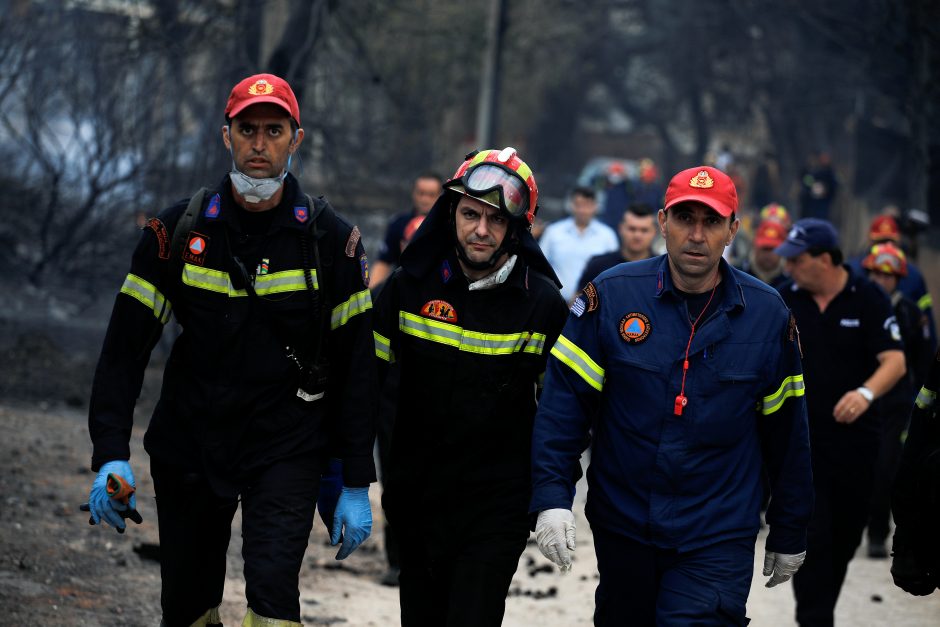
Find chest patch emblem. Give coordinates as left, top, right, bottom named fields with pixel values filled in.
left=620, top=312, right=651, bottom=344
left=182, top=232, right=209, bottom=266
left=421, top=299, right=458, bottom=323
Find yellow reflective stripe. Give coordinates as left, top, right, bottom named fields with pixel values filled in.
left=374, top=330, right=392, bottom=362
left=182, top=264, right=247, bottom=296
left=331, top=289, right=372, bottom=330
left=243, top=607, right=301, bottom=627
left=120, top=273, right=172, bottom=324
left=398, top=311, right=548, bottom=356
left=917, top=293, right=932, bottom=312
left=762, top=374, right=806, bottom=415
left=550, top=334, right=605, bottom=391
left=255, top=269, right=316, bottom=295
left=915, top=386, right=937, bottom=410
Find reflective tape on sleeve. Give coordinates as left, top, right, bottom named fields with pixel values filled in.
left=761, top=374, right=806, bottom=415
left=331, top=289, right=372, bottom=330
left=549, top=334, right=605, bottom=391
left=121, top=273, right=172, bottom=324
left=918, top=293, right=932, bottom=312
left=374, top=331, right=393, bottom=362
left=915, top=386, right=937, bottom=410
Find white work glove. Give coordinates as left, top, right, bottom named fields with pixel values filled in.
left=763, top=550, right=806, bottom=588
left=535, top=508, right=576, bottom=573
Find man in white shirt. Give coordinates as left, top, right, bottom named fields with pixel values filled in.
left=539, top=186, right=618, bottom=302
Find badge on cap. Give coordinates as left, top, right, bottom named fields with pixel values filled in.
left=421, top=300, right=458, bottom=323
left=620, top=312, right=651, bottom=344
left=248, top=79, right=275, bottom=96
left=182, top=232, right=209, bottom=266
left=689, top=170, right=714, bottom=189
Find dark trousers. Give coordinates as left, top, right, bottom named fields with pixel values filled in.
left=592, top=526, right=753, bottom=626
left=793, top=433, right=879, bottom=627
left=151, top=455, right=319, bottom=626
left=396, top=516, right=528, bottom=627
left=867, top=404, right=909, bottom=544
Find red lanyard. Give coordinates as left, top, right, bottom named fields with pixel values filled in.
left=674, top=278, right=720, bottom=416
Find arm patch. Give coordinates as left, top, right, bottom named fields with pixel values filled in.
left=787, top=310, right=803, bottom=358
left=345, top=226, right=361, bottom=258
left=571, top=282, right=600, bottom=317
left=145, top=217, right=170, bottom=260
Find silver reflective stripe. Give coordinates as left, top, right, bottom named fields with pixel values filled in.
left=182, top=264, right=246, bottom=296
left=331, top=289, right=372, bottom=330
left=761, top=374, right=806, bottom=416
left=255, top=270, right=315, bottom=295
left=549, top=335, right=605, bottom=391
left=915, top=386, right=937, bottom=410
left=398, top=311, right=547, bottom=356
left=121, top=273, right=172, bottom=324
left=374, top=331, right=393, bottom=362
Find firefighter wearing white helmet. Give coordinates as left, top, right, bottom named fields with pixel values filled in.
left=372, top=148, right=567, bottom=626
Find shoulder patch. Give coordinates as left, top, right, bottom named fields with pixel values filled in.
left=346, top=226, right=361, bottom=258
left=145, top=217, right=170, bottom=260
left=359, top=253, right=370, bottom=287
left=204, top=194, right=221, bottom=218
left=787, top=310, right=803, bottom=358
left=583, top=282, right=599, bottom=313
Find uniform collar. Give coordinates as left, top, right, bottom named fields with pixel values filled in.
left=212, top=173, right=313, bottom=233
left=654, top=254, right=745, bottom=312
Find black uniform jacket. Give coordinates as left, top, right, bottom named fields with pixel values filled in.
left=89, top=174, right=377, bottom=496
left=372, top=197, right=567, bottom=538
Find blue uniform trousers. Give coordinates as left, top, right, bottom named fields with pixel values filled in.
left=592, top=525, right=753, bottom=626
left=151, top=455, right=320, bottom=626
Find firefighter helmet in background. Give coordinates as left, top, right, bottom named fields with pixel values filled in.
left=862, top=242, right=909, bottom=277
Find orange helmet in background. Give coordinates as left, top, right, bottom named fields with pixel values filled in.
left=862, top=242, right=908, bottom=277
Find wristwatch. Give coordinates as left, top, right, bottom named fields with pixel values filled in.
left=856, top=386, right=874, bottom=403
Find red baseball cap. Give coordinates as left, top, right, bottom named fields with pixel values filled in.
left=664, top=166, right=738, bottom=217
left=225, top=73, right=300, bottom=125
left=754, top=220, right=786, bottom=248
left=868, top=215, right=900, bottom=242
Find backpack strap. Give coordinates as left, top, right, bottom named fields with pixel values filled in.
left=167, top=187, right=208, bottom=285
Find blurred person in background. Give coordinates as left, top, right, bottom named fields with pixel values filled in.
left=860, top=243, right=934, bottom=559
left=85, top=73, right=376, bottom=626
left=370, top=172, right=443, bottom=287
left=737, top=218, right=788, bottom=289
left=532, top=166, right=812, bottom=625
left=890, top=347, right=940, bottom=597
left=539, top=186, right=618, bottom=303
left=577, top=203, right=657, bottom=290
left=776, top=218, right=906, bottom=626
left=797, top=151, right=838, bottom=221
left=373, top=147, right=567, bottom=626
left=849, top=214, right=936, bottom=348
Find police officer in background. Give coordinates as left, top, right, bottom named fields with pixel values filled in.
left=85, top=73, right=376, bottom=626
left=891, top=347, right=940, bottom=596
left=775, top=218, right=906, bottom=626
left=531, top=166, right=813, bottom=625
left=373, top=147, right=568, bottom=626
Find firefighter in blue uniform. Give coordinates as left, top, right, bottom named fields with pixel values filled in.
left=372, top=147, right=568, bottom=626
left=531, top=166, right=814, bottom=625
left=85, top=74, right=376, bottom=626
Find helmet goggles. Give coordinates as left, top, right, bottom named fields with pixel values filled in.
left=451, top=163, right=530, bottom=219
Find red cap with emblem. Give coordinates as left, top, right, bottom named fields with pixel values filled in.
left=664, top=165, right=738, bottom=218
left=225, top=73, right=300, bottom=125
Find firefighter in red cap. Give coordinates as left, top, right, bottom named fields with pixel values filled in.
left=372, top=147, right=568, bottom=626
left=861, top=242, right=934, bottom=558
left=86, top=73, right=377, bottom=626
left=531, top=165, right=813, bottom=624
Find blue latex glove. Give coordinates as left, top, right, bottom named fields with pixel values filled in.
left=86, top=460, right=140, bottom=533
left=330, top=486, right=372, bottom=560
left=317, top=458, right=343, bottom=534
